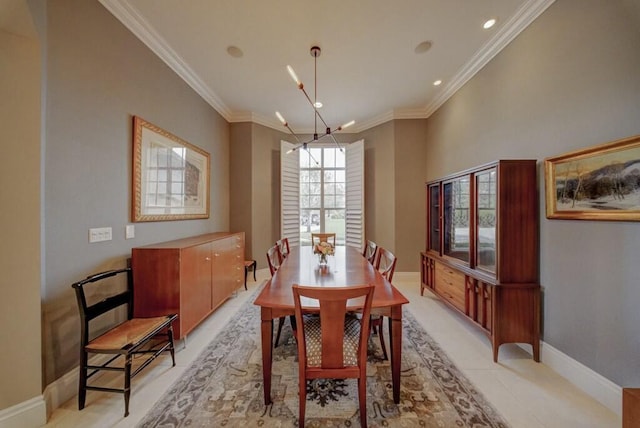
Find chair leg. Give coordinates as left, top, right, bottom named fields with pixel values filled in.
left=168, top=325, right=176, bottom=366
left=124, top=354, right=132, bottom=417
left=358, top=376, right=368, bottom=428
left=244, top=266, right=248, bottom=290
left=78, top=350, right=87, bottom=410
left=377, top=317, right=388, bottom=361
left=371, top=316, right=388, bottom=360
left=252, top=261, right=257, bottom=281
left=299, top=379, right=306, bottom=428
left=274, top=317, right=286, bottom=347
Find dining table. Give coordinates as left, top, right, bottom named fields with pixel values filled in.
left=253, top=245, right=410, bottom=405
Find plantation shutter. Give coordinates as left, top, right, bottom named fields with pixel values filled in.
left=345, top=139, right=364, bottom=250
left=281, top=140, right=300, bottom=247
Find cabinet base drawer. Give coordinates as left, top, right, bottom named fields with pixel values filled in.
left=435, top=262, right=465, bottom=312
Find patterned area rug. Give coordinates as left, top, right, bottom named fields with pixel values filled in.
left=138, top=285, right=509, bottom=427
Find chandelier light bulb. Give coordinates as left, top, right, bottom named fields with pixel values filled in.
left=275, top=111, right=287, bottom=125
left=286, top=65, right=301, bottom=86
left=340, top=120, right=355, bottom=130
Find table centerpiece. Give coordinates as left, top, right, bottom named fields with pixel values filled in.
left=313, top=241, right=334, bottom=266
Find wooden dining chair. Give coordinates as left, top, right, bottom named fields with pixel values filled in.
left=362, top=240, right=377, bottom=265
left=276, top=237, right=290, bottom=259
left=267, top=244, right=294, bottom=347
left=370, top=247, right=397, bottom=360
left=266, top=244, right=283, bottom=275
left=292, top=283, right=375, bottom=428
left=311, top=232, right=336, bottom=247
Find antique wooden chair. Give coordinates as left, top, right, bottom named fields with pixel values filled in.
left=370, top=247, right=397, bottom=360
left=311, top=232, right=336, bottom=247
left=362, top=240, right=377, bottom=265
left=71, top=267, right=177, bottom=417
left=292, top=283, right=374, bottom=428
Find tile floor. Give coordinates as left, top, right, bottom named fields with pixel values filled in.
left=44, top=270, right=620, bottom=427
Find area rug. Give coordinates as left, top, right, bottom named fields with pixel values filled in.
left=138, top=284, right=509, bottom=427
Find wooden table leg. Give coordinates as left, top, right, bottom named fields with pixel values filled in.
left=389, top=306, right=402, bottom=404
left=260, top=312, right=274, bottom=405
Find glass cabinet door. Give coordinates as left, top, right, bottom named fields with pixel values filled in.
left=476, top=168, right=497, bottom=272
left=443, top=176, right=470, bottom=263
left=428, top=184, right=440, bottom=253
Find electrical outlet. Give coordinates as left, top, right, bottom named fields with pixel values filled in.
left=89, top=227, right=112, bottom=243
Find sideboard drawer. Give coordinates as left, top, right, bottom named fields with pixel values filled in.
left=435, top=262, right=466, bottom=312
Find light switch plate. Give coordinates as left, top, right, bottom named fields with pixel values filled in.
left=125, top=224, right=135, bottom=239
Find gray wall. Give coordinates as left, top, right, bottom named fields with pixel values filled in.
left=229, top=122, right=290, bottom=269
left=394, top=120, right=428, bottom=271
left=360, top=121, right=396, bottom=254
left=41, top=0, right=230, bottom=386
left=230, top=122, right=253, bottom=258
left=0, top=6, right=42, bottom=409
left=424, top=0, right=640, bottom=386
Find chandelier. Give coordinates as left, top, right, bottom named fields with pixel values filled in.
left=275, top=46, right=355, bottom=159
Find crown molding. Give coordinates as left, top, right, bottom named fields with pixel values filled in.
left=424, top=0, right=555, bottom=117
left=354, top=110, right=395, bottom=133
left=99, top=0, right=233, bottom=120
left=101, top=0, right=554, bottom=132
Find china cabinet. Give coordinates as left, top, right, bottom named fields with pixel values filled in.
left=421, top=160, right=540, bottom=362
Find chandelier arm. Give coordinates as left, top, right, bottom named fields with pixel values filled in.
left=306, top=148, right=320, bottom=166
left=327, top=132, right=344, bottom=152
left=284, top=124, right=302, bottom=144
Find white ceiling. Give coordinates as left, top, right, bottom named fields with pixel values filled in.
left=101, top=0, right=554, bottom=134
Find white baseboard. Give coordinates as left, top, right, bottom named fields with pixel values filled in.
left=0, top=354, right=108, bottom=426
left=0, top=396, right=46, bottom=428
left=42, top=361, right=83, bottom=417
left=518, top=341, right=622, bottom=416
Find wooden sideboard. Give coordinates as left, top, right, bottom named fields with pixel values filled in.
left=422, top=160, right=540, bottom=362
left=131, top=232, right=244, bottom=339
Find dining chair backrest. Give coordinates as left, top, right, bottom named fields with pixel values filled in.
left=375, top=247, right=397, bottom=282
left=266, top=244, right=283, bottom=276
left=362, top=240, right=377, bottom=265
left=276, top=238, right=290, bottom=259
left=311, top=233, right=336, bottom=247
left=292, top=283, right=374, bottom=427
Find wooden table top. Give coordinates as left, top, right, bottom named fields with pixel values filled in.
left=254, top=246, right=409, bottom=310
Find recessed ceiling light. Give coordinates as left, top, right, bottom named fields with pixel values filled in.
left=314, top=101, right=323, bottom=109
left=483, top=18, right=497, bottom=29
left=433, top=80, right=442, bottom=86
left=226, top=45, right=243, bottom=58
left=414, top=41, right=433, bottom=54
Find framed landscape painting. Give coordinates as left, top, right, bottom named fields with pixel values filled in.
left=132, top=116, right=210, bottom=222
left=544, top=134, right=640, bottom=221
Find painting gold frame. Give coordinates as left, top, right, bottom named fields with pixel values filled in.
left=132, top=116, right=210, bottom=222
left=544, top=134, right=640, bottom=221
